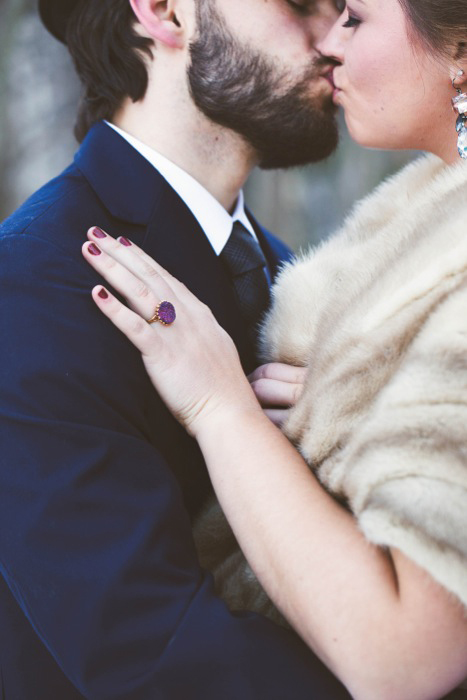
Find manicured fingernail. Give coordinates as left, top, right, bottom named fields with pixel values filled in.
left=119, top=237, right=132, bottom=247
left=98, top=287, right=109, bottom=299
left=92, top=227, right=107, bottom=239
left=88, top=243, right=102, bottom=256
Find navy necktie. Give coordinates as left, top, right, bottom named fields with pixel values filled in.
left=220, top=221, right=271, bottom=346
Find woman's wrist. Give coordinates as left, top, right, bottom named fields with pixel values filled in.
left=191, top=391, right=265, bottom=444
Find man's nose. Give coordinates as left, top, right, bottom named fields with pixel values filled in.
left=315, top=9, right=346, bottom=62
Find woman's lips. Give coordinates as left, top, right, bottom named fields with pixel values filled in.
left=322, top=69, right=342, bottom=102
left=330, top=70, right=342, bottom=102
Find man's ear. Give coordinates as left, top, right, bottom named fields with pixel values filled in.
left=129, top=0, right=185, bottom=49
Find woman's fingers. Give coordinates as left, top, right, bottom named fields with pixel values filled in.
left=82, top=240, right=175, bottom=321
left=86, top=227, right=192, bottom=301
left=91, top=286, right=164, bottom=357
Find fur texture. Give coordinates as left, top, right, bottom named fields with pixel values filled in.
left=194, top=155, right=467, bottom=620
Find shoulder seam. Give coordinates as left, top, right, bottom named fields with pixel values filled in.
left=19, top=179, right=90, bottom=238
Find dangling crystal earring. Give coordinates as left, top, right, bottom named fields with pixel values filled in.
left=452, top=70, right=467, bottom=160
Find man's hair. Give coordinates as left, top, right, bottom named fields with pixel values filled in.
left=66, top=0, right=154, bottom=142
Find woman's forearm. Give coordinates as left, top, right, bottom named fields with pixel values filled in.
left=196, top=403, right=467, bottom=700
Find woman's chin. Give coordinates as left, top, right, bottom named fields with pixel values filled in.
left=343, top=116, right=398, bottom=152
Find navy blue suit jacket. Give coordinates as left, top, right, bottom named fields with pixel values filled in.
left=0, top=122, right=349, bottom=699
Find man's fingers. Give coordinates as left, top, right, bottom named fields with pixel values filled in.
left=250, top=377, right=304, bottom=408
left=263, top=408, right=291, bottom=428
left=248, top=363, right=308, bottom=386
left=249, top=364, right=307, bottom=409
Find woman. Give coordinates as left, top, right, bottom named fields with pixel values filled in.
left=82, top=0, right=467, bottom=698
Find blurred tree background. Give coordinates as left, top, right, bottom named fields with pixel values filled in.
left=0, top=0, right=416, bottom=250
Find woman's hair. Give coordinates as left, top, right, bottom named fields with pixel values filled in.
left=398, top=0, right=467, bottom=58
left=66, top=0, right=154, bottom=142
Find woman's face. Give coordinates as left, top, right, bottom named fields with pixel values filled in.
left=318, top=0, right=459, bottom=161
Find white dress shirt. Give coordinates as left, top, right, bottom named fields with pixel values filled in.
left=106, top=122, right=257, bottom=255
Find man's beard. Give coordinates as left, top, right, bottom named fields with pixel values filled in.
left=188, top=0, right=339, bottom=169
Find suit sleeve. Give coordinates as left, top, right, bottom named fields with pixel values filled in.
left=0, top=233, right=344, bottom=700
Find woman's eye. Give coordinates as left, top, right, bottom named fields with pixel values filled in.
left=334, top=0, right=346, bottom=12
left=342, top=11, right=361, bottom=28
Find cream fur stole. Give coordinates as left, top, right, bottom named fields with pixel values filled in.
left=194, top=155, right=467, bottom=622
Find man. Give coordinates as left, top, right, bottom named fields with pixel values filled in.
left=0, top=0, right=348, bottom=697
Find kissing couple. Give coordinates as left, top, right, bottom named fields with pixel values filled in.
left=1, top=0, right=467, bottom=698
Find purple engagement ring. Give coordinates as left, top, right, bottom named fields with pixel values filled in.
left=147, top=301, right=176, bottom=326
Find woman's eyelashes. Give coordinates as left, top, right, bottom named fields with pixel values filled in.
left=342, top=10, right=361, bottom=28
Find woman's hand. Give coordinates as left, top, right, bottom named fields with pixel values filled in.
left=248, top=363, right=307, bottom=427
left=82, top=228, right=261, bottom=436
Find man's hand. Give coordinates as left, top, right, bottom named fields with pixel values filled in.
left=248, top=363, right=307, bottom=427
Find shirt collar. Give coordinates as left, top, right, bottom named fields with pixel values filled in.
left=106, top=122, right=256, bottom=255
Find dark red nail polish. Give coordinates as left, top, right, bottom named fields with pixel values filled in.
left=88, top=243, right=101, bottom=256
left=92, top=227, right=107, bottom=239
left=119, top=237, right=132, bottom=247
left=98, top=288, right=109, bottom=299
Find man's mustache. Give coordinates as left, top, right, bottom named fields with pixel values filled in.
left=312, top=54, right=341, bottom=75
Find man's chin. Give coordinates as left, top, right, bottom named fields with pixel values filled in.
left=257, top=116, right=340, bottom=170
left=258, top=144, right=338, bottom=170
